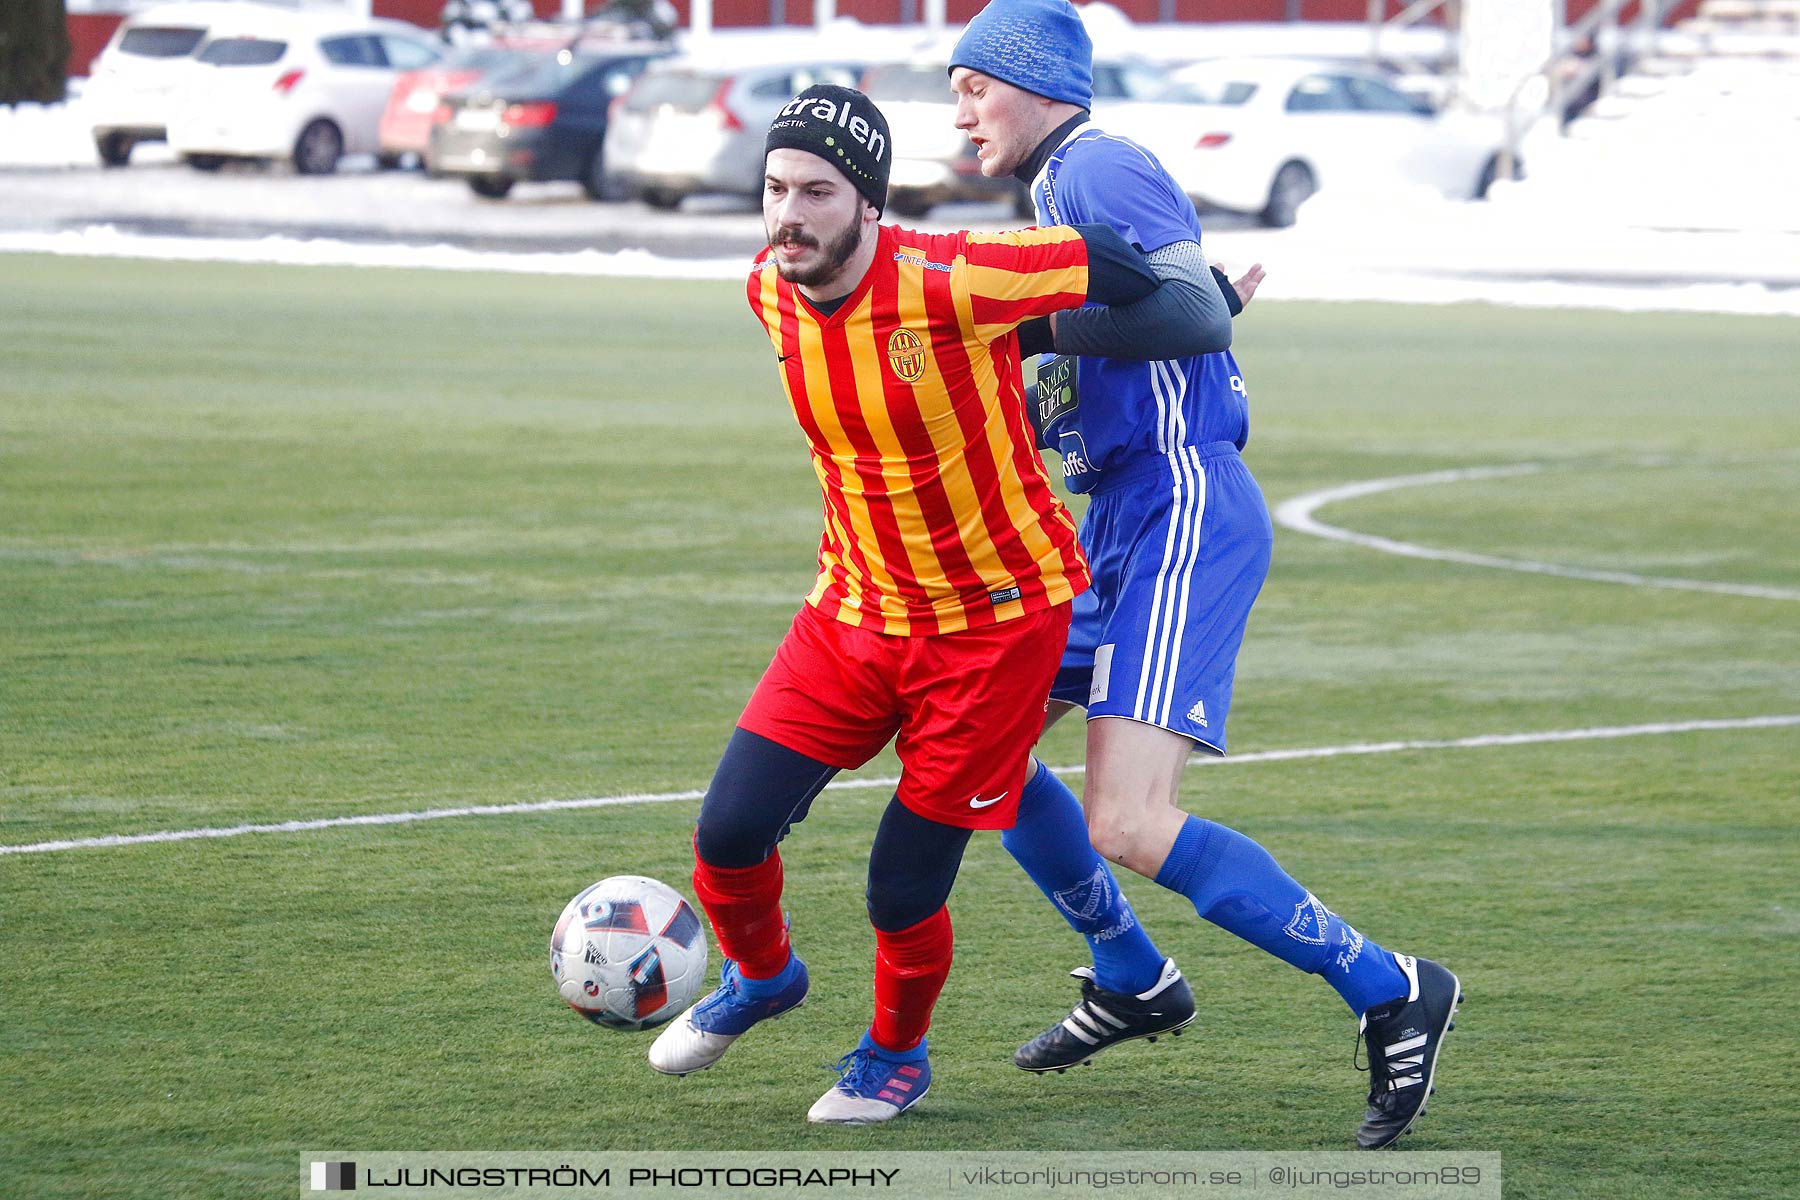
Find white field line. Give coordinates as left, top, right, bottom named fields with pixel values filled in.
left=1274, top=463, right=1800, bottom=602
left=4, top=714, right=1796, bottom=858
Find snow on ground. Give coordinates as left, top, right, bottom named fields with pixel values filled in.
left=0, top=224, right=747, bottom=280
left=5, top=207, right=1793, bottom=316
left=0, top=86, right=130, bottom=169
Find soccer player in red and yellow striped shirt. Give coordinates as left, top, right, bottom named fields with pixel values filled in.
left=749, top=213, right=1091, bottom=638
left=648, top=85, right=1176, bottom=1125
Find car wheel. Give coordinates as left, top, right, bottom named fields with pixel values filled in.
left=96, top=132, right=134, bottom=167
left=184, top=154, right=226, bottom=172
left=469, top=174, right=514, bottom=199
left=581, top=145, right=609, bottom=201
left=640, top=187, right=682, bottom=210
left=293, top=119, right=344, bottom=176
left=376, top=153, right=407, bottom=171
left=1260, top=160, right=1315, bottom=228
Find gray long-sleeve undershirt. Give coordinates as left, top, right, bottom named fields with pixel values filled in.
left=1052, top=239, right=1233, bottom=361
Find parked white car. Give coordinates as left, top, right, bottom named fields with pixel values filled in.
left=604, top=57, right=868, bottom=208
left=84, top=1, right=244, bottom=166
left=1131, top=58, right=1511, bottom=227
left=166, top=7, right=444, bottom=174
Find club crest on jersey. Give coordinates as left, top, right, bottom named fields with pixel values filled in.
left=1283, top=892, right=1332, bottom=946
left=887, top=328, right=928, bottom=382
left=1052, top=863, right=1114, bottom=922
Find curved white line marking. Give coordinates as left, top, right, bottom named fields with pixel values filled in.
left=1275, top=463, right=1800, bottom=601
left=4, top=714, right=1796, bottom=857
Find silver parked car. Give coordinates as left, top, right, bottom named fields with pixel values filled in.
left=867, top=59, right=1021, bottom=219
left=603, top=58, right=865, bottom=208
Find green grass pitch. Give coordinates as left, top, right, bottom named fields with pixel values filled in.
left=2, top=254, right=1797, bottom=1198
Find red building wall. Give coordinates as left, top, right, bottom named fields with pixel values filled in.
left=68, top=13, right=126, bottom=75
left=672, top=0, right=1694, bottom=26
left=65, top=0, right=1700, bottom=76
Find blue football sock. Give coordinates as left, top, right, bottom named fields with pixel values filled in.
left=735, top=951, right=802, bottom=1000
left=1001, top=759, right=1167, bottom=995
left=1154, top=815, right=1408, bottom=1016
left=859, top=1028, right=928, bottom=1062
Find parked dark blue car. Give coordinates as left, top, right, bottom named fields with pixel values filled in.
left=429, top=44, right=667, bottom=200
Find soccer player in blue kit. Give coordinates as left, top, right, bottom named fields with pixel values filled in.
left=949, top=0, right=1463, bottom=1149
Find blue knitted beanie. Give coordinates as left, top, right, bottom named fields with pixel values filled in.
left=950, top=0, right=1093, bottom=110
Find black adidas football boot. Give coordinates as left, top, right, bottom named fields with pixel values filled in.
left=1015, top=958, right=1196, bottom=1073
left=1356, top=954, right=1463, bottom=1149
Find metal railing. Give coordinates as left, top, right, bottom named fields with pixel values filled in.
left=1366, top=0, right=1457, bottom=78
left=1498, top=0, right=1685, bottom=178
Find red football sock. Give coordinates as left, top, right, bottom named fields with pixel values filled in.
left=691, top=839, right=791, bottom=980
left=871, top=906, right=954, bottom=1053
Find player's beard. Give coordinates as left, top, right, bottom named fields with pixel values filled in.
left=767, top=211, right=863, bottom=289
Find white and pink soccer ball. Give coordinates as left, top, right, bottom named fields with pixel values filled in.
left=550, top=875, right=709, bottom=1031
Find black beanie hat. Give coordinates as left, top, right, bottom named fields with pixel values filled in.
left=764, top=84, right=890, bottom=215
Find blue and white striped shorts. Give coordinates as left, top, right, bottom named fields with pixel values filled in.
left=1050, top=443, right=1273, bottom=755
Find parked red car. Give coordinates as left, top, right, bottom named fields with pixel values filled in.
left=378, top=43, right=538, bottom=167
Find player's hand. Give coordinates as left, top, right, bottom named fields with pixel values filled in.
left=1231, top=263, right=1266, bottom=309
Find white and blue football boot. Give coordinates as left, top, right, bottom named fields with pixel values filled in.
left=806, top=1032, right=931, bottom=1125
left=647, top=955, right=808, bottom=1076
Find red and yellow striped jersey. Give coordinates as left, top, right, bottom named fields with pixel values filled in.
left=747, top=223, right=1093, bottom=636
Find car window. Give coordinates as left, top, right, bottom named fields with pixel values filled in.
left=787, top=64, right=862, bottom=92
left=478, top=50, right=563, bottom=88
left=500, top=53, right=636, bottom=96
left=1285, top=74, right=1357, bottom=113
left=748, top=75, right=791, bottom=99
left=862, top=63, right=951, bottom=103
left=1089, top=63, right=1126, bottom=100
left=1178, top=76, right=1258, bottom=106
left=1115, top=63, right=1171, bottom=100
left=1346, top=75, right=1424, bottom=114
left=563, top=58, right=636, bottom=100
left=625, top=71, right=721, bottom=113
left=601, top=60, right=646, bottom=99
left=382, top=36, right=440, bottom=72
left=198, top=38, right=287, bottom=67
left=321, top=35, right=386, bottom=68
left=118, top=26, right=207, bottom=58
left=452, top=45, right=529, bottom=71
left=563, top=63, right=605, bottom=99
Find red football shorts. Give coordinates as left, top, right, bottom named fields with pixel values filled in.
left=737, top=602, right=1072, bottom=830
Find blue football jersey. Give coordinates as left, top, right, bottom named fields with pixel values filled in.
left=1029, top=125, right=1250, bottom=493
